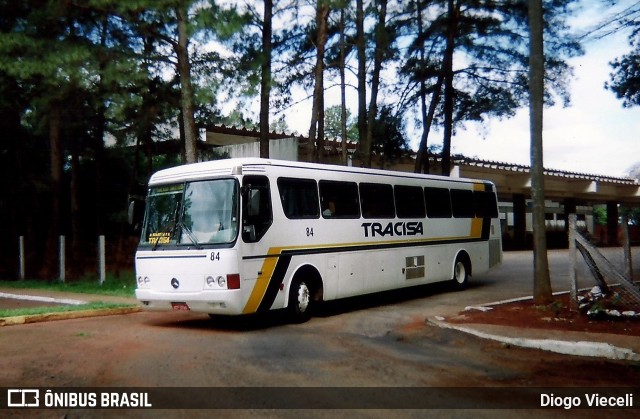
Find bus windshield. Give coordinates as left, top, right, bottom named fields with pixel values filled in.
left=141, top=179, right=239, bottom=247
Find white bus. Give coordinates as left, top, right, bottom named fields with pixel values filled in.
left=134, top=158, right=502, bottom=322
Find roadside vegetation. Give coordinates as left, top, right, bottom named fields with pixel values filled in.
left=0, top=272, right=135, bottom=298
left=0, top=302, right=135, bottom=319
left=0, top=272, right=137, bottom=318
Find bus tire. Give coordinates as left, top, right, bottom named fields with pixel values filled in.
left=288, top=278, right=312, bottom=323
left=452, top=255, right=470, bottom=291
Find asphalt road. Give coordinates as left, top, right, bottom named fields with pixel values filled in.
left=1, top=250, right=639, bottom=418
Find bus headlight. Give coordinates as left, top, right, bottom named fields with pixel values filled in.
left=216, top=276, right=226, bottom=288
left=206, top=276, right=216, bottom=287
left=137, top=276, right=150, bottom=288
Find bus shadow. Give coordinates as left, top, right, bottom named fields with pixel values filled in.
left=314, top=281, right=457, bottom=318
left=151, top=280, right=489, bottom=332
left=151, top=310, right=291, bottom=331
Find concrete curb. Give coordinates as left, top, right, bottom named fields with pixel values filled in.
left=0, top=291, right=86, bottom=305
left=427, top=316, right=640, bottom=362
left=0, top=306, right=142, bottom=327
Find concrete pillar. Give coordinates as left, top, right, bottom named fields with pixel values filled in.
left=563, top=198, right=577, bottom=247
left=513, top=194, right=526, bottom=249
left=606, top=201, right=619, bottom=246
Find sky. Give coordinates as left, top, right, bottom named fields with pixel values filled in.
left=281, top=1, right=640, bottom=178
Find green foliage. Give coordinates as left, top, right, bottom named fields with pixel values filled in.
left=0, top=272, right=136, bottom=297
left=593, top=207, right=607, bottom=226
left=372, top=105, right=409, bottom=162
left=606, top=36, right=640, bottom=107
left=396, top=0, right=582, bottom=130
left=0, top=302, right=135, bottom=318
left=0, top=0, right=586, bottom=278
left=324, top=105, right=358, bottom=142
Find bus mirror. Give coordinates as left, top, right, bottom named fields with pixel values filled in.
left=128, top=200, right=136, bottom=225
left=128, top=198, right=144, bottom=230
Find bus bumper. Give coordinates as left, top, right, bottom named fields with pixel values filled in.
left=135, top=289, right=244, bottom=315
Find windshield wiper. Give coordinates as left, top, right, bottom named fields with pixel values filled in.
left=177, top=220, right=202, bottom=249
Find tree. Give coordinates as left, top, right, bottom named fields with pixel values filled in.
left=338, top=2, right=350, bottom=165
left=371, top=105, right=410, bottom=168
left=409, top=0, right=444, bottom=174
left=260, top=0, right=273, bottom=158
left=529, top=0, right=552, bottom=304
left=308, top=1, right=331, bottom=163
left=440, top=0, right=458, bottom=176
left=363, top=0, right=391, bottom=168
left=356, top=0, right=368, bottom=165
left=176, top=2, right=199, bottom=163
left=603, top=1, right=640, bottom=106
left=607, top=31, right=640, bottom=107
left=397, top=0, right=581, bottom=176
left=0, top=0, right=243, bottom=278
left=324, top=105, right=358, bottom=142
left=0, top=1, right=103, bottom=277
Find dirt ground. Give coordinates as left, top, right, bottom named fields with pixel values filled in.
left=0, top=297, right=66, bottom=310
left=448, top=292, right=640, bottom=336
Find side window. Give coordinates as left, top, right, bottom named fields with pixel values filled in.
left=360, top=183, right=395, bottom=219
left=394, top=185, right=426, bottom=218
left=474, top=190, right=499, bottom=218
left=450, top=189, right=475, bottom=218
left=319, top=180, right=360, bottom=218
left=242, top=175, right=272, bottom=243
left=424, top=187, right=452, bottom=218
left=277, top=177, right=319, bottom=219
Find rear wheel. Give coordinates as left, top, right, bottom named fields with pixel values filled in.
left=452, top=258, right=469, bottom=290
left=288, top=278, right=312, bottom=323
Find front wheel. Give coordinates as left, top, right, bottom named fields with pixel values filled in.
left=452, top=258, right=469, bottom=290
left=288, top=278, right=312, bottom=323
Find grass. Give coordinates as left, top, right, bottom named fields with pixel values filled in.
left=0, top=271, right=136, bottom=298
left=0, top=301, right=135, bottom=318
left=0, top=272, right=137, bottom=318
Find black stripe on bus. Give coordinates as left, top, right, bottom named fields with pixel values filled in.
left=256, top=254, right=292, bottom=313
left=243, top=234, right=490, bottom=262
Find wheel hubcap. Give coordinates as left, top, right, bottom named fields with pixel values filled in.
left=297, top=283, right=310, bottom=312
left=455, top=262, right=465, bottom=283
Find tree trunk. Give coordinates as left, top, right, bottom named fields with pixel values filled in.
left=309, top=2, right=329, bottom=163
left=413, top=0, right=443, bottom=174
left=95, top=16, right=108, bottom=237
left=529, top=0, right=552, bottom=304
left=415, top=76, right=443, bottom=174
left=339, top=6, right=348, bottom=166
left=70, top=143, right=81, bottom=278
left=441, top=0, right=457, bottom=176
left=40, top=105, right=63, bottom=279
left=364, top=0, right=388, bottom=169
left=260, top=0, right=273, bottom=159
left=176, top=5, right=198, bottom=164
left=356, top=0, right=368, bottom=167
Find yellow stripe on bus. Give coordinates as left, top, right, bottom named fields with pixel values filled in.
left=470, top=218, right=483, bottom=238
left=242, top=247, right=283, bottom=314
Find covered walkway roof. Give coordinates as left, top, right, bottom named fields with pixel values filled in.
left=450, top=156, right=640, bottom=205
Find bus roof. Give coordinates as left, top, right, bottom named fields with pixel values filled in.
left=148, top=158, right=493, bottom=187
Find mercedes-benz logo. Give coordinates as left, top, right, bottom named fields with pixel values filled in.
left=170, top=278, right=180, bottom=289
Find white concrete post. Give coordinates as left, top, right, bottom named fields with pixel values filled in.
left=98, top=235, right=106, bottom=285
left=59, top=235, right=65, bottom=282
left=19, top=236, right=25, bottom=280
